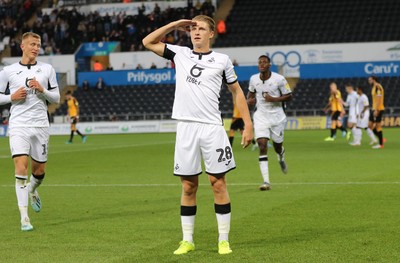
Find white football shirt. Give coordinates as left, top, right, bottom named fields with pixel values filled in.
left=164, top=44, right=237, bottom=125
left=248, top=72, right=291, bottom=124
left=0, top=61, right=59, bottom=128
left=356, top=93, right=369, bottom=115
left=345, top=90, right=358, bottom=116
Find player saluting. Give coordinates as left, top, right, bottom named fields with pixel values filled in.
left=143, top=15, right=253, bottom=255
left=0, top=32, right=60, bottom=231
left=247, top=55, right=292, bottom=191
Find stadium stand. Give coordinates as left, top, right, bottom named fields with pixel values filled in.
left=15, top=1, right=215, bottom=55
left=58, top=76, right=399, bottom=121
left=54, top=81, right=249, bottom=121
left=2, top=1, right=399, bottom=122
left=213, top=0, right=400, bottom=47
left=290, top=77, right=400, bottom=115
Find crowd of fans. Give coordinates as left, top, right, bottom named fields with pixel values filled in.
left=6, top=0, right=215, bottom=57
left=0, top=0, right=41, bottom=52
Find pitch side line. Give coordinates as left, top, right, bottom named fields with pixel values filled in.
left=0, top=141, right=175, bottom=158
left=1, top=182, right=400, bottom=187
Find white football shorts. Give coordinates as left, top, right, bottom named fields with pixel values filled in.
left=348, top=114, right=357, bottom=124
left=357, top=111, right=370, bottom=129
left=174, top=121, right=236, bottom=176
left=9, top=127, right=50, bottom=163
left=254, top=117, right=286, bottom=143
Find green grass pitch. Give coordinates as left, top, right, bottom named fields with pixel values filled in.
left=1, top=128, right=399, bottom=263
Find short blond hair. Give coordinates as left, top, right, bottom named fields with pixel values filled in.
left=22, top=32, right=41, bottom=41
left=192, top=15, right=215, bottom=32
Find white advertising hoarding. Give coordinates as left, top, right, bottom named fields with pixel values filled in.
left=49, top=120, right=178, bottom=135
left=111, top=41, right=400, bottom=77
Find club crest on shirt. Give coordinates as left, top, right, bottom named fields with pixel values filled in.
left=207, top=57, right=215, bottom=63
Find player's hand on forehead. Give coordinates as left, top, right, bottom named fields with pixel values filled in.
left=175, top=19, right=197, bottom=32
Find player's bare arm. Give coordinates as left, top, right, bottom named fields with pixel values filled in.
left=228, top=82, right=253, bottom=148
left=246, top=91, right=256, bottom=105
left=374, top=95, right=382, bottom=116
left=143, top=19, right=196, bottom=56
left=263, top=92, right=292, bottom=102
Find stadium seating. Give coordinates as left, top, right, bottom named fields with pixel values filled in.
left=213, top=0, right=400, bottom=47
left=55, top=77, right=400, bottom=120
left=55, top=82, right=250, bottom=121
left=290, top=77, right=400, bottom=115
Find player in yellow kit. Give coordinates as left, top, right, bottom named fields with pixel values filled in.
left=65, top=91, right=87, bottom=144
left=367, top=76, right=385, bottom=149
left=324, top=82, right=347, bottom=141
left=228, top=100, right=245, bottom=146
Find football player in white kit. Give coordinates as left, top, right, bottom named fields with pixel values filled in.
left=247, top=55, right=292, bottom=191
left=143, top=15, right=253, bottom=255
left=0, top=32, right=60, bottom=231
left=343, top=84, right=358, bottom=142
left=350, top=86, right=370, bottom=146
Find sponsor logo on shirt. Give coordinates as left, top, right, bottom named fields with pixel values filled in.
left=186, top=64, right=205, bottom=85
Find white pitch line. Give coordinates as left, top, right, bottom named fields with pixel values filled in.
left=1, top=182, right=399, bottom=187
left=50, top=140, right=175, bottom=154
left=0, top=141, right=175, bottom=158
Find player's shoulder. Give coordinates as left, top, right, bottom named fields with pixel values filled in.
left=249, top=73, right=260, bottom=82
left=36, top=61, right=53, bottom=69
left=210, top=50, right=230, bottom=60
left=166, top=43, right=189, bottom=54
left=270, top=71, right=286, bottom=81
left=2, top=61, right=22, bottom=72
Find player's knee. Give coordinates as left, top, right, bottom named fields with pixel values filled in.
left=273, top=142, right=282, bottom=153
left=182, top=181, right=198, bottom=196
left=258, top=142, right=268, bottom=153
left=211, top=178, right=227, bottom=195
left=13, top=158, right=29, bottom=175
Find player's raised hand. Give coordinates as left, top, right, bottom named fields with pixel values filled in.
left=11, top=87, right=27, bottom=101
left=241, top=125, right=254, bottom=148
left=28, top=77, right=44, bottom=93
left=174, top=19, right=197, bottom=32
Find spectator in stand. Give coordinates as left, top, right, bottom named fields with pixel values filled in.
left=93, top=60, right=103, bottom=71
left=81, top=80, right=90, bottom=91
left=150, top=62, right=157, bottom=69
left=217, top=20, right=226, bottom=36
left=14, top=2, right=216, bottom=56
left=233, top=59, right=239, bottom=66
left=95, top=77, right=106, bottom=90
left=136, top=64, right=143, bottom=70
left=106, top=64, right=114, bottom=71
